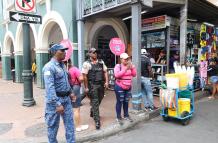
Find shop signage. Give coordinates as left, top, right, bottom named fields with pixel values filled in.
left=15, top=0, right=36, bottom=13
left=142, top=15, right=167, bottom=31
left=9, top=11, right=42, bottom=24
left=109, top=38, right=125, bottom=56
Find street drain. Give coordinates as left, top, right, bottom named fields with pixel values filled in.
left=25, top=123, right=47, bottom=137
left=0, top=123, right=13, bottom=135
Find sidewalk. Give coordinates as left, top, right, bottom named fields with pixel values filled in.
left=0, top=79, right=208, bottom=143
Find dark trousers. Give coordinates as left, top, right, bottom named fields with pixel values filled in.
left=32, top=72, right=37, bottom=83
left=114, top=83, right=131, bottom=119
left=89, top=84, right=104, bottom=123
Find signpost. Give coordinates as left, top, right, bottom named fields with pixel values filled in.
left=9, top=11, right=42, bottom=24
left=11, top=0, right=38, bottom=106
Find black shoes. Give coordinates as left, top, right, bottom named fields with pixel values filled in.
left=95, top=121, right=101, bottom=130
left=90, top=111, right=93, bottom=117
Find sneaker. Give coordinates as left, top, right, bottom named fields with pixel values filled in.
left=76, top=127, right=82, bottom=132
left=95, top=121, right=101, bottom=130
left=116, top=118, right=123, bottom=125
left=144, top=107, right=149, bottom=112
left=152, top=106, right=158, bottom=110
left=150, top=106, right=158, bottom=111
left=124, top=116, right=133, bottom=122
left=81, top=125, right=89, bottom=130
left=148, top=108, right=153, bottom=112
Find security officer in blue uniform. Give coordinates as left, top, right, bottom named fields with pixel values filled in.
left=82, top=48, right=108, bottom=130
left=43, top=44, right=75, bottom=143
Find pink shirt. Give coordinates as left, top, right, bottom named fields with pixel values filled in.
left=114, top=64, right=136, bottom=90
left=68, top=66, right=81, bottom=86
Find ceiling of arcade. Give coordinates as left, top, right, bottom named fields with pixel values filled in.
left=85, top=0, right=218, bottom=25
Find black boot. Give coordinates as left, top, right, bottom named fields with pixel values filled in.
left=90, top=111, right=93, bottom=117
left=95, top=121, right=101, bottom=130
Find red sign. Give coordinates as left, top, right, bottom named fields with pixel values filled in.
left=142, top=15, right=166, bottom=31
left=15, top=0, right=36, bottom=13
left=109, top=38, right=125, bottom=56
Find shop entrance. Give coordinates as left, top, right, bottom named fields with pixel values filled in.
left=94, top=25, right=118, bottom=68
left=6, top=38, right=15, bottom=81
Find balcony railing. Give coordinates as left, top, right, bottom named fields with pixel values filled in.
left=82, top=0, right=131, bottom=17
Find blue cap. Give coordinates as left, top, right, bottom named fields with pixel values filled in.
left=50, top=44, right=68, bottom=52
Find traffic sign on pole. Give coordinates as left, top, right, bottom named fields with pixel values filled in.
left=15, top=0, right=36, bottom=13
left=9, top=11, right=42, bottom=24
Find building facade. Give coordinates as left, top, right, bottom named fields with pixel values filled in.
left=1, top=0, right=218, bottom=110
left=0, top=0, right=78, bottom=88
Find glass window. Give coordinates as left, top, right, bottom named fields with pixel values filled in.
left=142, top=30, right=165, bottom=49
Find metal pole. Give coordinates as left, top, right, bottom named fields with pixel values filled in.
left=131, top=2, right=142, bottom=110
left=166, top=26, right=170, bottom=73
left=180, top=0, right=188, bottom=64
left=77, top=0, right=85, bottom=70
left=22, top=23, right=35, bottom=107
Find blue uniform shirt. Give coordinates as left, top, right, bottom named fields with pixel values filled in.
left=43, top=58, right=71, bottom=107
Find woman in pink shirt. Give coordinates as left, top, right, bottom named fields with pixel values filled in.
left=114, top=53, right=136, bottom=125
left=68, top=59, right=89, bottom=132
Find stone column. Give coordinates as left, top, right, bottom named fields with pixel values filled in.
left=35, top=49, right=49, bottom=89
left=1, top=53, right=12, bottom=80
left=14, top=51, right=23, bottom=83
left=131, top=2, right=142, bottom=110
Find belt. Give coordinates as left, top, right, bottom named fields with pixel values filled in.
left=56, top=91, right=71, bottom=97
left=89, top=81, right=103, bottom=85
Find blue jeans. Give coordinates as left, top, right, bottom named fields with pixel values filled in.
left=114, top=83, right=131, bottom=119
left=210, top=76, right=218, bottom=84
left=141, top=76, right=154, bottom=108
left=71, top=85, right=81, bottom=108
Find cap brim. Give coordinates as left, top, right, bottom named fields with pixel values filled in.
left=122, top=56, right=129, bottom=59
left=60, top=47, right=68, bottom=50
left=89, top=50, right=97, bottom=53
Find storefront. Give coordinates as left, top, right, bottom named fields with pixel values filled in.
left=140, top=13, right=218, bottom=90
left=141, top=15, right=180, bottom=76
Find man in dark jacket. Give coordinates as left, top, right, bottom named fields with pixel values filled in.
left=141, top=49, right=156, bottom=111
left=82, top=48, right=109, bottom=129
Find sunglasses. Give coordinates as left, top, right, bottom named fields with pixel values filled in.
left=90, top=51, right=97, bottom=54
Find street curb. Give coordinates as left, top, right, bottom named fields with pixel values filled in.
left=75, top=112, right=149, bottom=143
left=74, top=90, right=209, bottom=143
left=0, top=90, right=208, bottom=143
